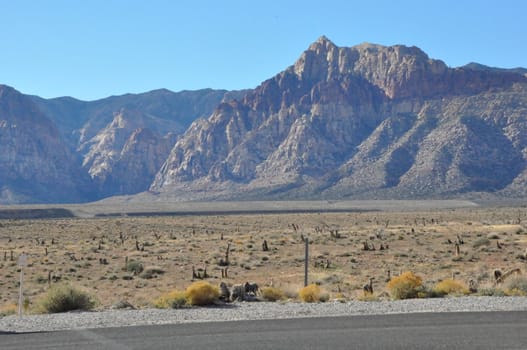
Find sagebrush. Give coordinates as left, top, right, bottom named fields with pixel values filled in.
left=504, top=276, right=527, bottom=296
left=387, top=271, right=422, bottom=300
left=261, top=287, right=285, bottom=302
left=185, top=281, right=219, bottom=306
left=153, top=290, right=187, bottom=308
left=126, top=260, right=144, bottom=275
left=299, top=284, right=323, bottom=303
left=434, top=279, right=469, bottom=296
left=38, top=284, right=96, bottom=313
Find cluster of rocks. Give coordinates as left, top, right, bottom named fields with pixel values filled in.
left=219, top=282, right=260, bottom=302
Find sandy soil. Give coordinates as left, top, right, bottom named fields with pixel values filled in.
left=0, top=201, right=526, bottom=311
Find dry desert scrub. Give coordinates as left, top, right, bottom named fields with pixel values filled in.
left=433, top=279, right=469, bottom=296
left=125, top=260, right=144, bottom=275
left=38, top=284, right=96, bottom=313
left=298, top=284, right=329, bottom=303
left=155, top=281, right=219, bottom=308
left=260, top=286, right=285, bottom=302
left=503, top=276, right=527, bottom=296
left=0, top=303, right=17, bottom=316
left=153, top=290, right=187, bottom=309
left=185, top=281, right=219, bottom=306
left=386, top=271, right=422, bottom=300
left=1, top=206, right=527, bottom=309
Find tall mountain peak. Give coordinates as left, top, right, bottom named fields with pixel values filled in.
left=309, top=35, right=337, bottom=49
left=293, top=37, right=450, bottom=98
left=151, top=38, right=527, bottom=201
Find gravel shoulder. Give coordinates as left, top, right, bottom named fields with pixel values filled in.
left=2, top=296, right=527, bottom=333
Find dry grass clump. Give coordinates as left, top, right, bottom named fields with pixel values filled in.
left=298, top=284, right=328, bottom=303
left=260, top=287, right=285, bottom=302
left=357, top=293, right=380, bottom=302
left=185, top=281, right=219, bottom=306
left=503, top=276, right=527, bottom=296
left=333, top=292, right=349, bottom=302
left=153, top=290, right=187, bottom=308
left=0, top=303, right=17, bottom=316
left=433, top=279, right=469, bottom=296
left=477, top=283, right=506, bottom=297
left=281, top=285, right=301, bottom=300
left=387, top=271, right=422, bottom=300
left=38, top=284, right=96, bottom=313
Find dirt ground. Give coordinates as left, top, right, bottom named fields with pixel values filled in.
left=1, top=204, right=526, bottom=311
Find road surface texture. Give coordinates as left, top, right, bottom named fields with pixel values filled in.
left=2, top=311, right=526, bottom=350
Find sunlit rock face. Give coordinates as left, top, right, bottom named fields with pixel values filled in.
left=152, top=37, right=527, bottom=200
left=0, top=85, right=92, bottom=203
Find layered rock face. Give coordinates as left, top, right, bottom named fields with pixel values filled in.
left=0, top=87, right=242, bottom=203
left=152, top=37, right=527, bottom=199
left=0, top=85, right=93, bottom=203
left=96, top=126, right=177, bottom=196
left=30, top=88, right=242, bottom=200
left=80, top=108, right=178, bottom=196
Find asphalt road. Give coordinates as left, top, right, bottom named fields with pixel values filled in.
left=2, top=311, right=527, bottom=350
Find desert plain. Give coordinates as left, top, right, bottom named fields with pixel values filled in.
left=0, top=200, right=526, bottom=311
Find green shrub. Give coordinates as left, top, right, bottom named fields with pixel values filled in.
left=387, top=271, right=422, bottom=300
left=126, top=260, right=144, bottom=275
left=472, top=237, right=491, bottom=248
left=39, top=284, right=96, bottom=313
left=185, top=281, right=219, bottom=306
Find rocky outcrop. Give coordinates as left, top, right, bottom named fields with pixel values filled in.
left=26, top=88, right=245, bottom=201
left=151, top=37, right=527, bottom=200
left=80, top=108, right=179, bottom=196
left=0, top=86, right=246, bottom=203
left=31, top=88, right=246, bottom=148
left=292, top=37, right=525, bottom=99
left=0, top=85, right=93, bottom=203
left=97, top=127, right=177, bottom=196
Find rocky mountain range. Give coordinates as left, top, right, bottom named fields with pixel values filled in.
left=0, top=86, right=244, bottom=203
left=2, top=36, right=527, bottom=203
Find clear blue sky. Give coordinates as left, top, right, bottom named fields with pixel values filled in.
left=1, top=0, right=525, bottom=101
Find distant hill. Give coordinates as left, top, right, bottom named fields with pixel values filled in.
left=463, top=62, right=527, bottom=76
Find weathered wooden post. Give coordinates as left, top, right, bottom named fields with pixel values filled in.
left=18, top=253, right=27, bottom=317
left=304, top=236, right=309, bottom=287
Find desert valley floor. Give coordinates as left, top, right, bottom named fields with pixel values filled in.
left=1, top=201, right=526, bottom=311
